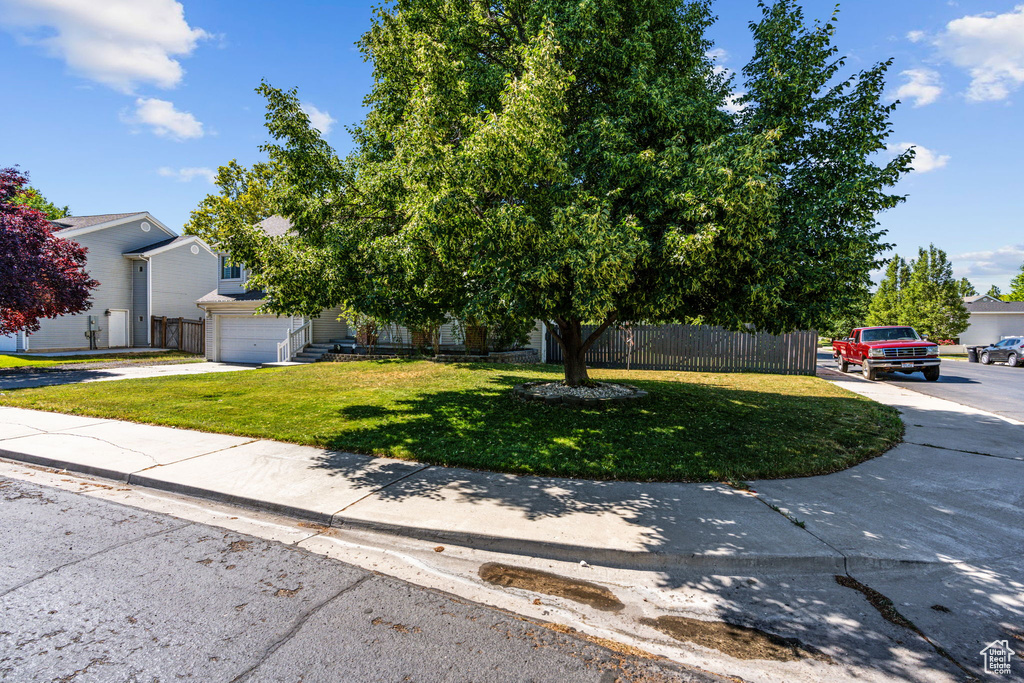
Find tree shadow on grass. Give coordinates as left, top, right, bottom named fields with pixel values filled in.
left=313, top=383, right=1020, bottom=681
left=306, top=371, right=901, bottom=576
left=315, top=370, right=900, bottom=485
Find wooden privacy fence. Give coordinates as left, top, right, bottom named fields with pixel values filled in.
left=151, top=316, right=205, bottom=355
left=546, top=324, right=818, bottom=375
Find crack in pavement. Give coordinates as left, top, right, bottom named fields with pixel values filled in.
left=0, top=419, right=115, bottom=441
left=333, top=464, right=432, bottom=515
left=907, top=440, right=1024, bottom=462
left=0, top=521, right=193, bottom=600
left=837, top=573, right=980, bottom=681
left=0, top=427, right=154, bottom=466
left=227, top=573, right=373, bottom=683
left=127, top=439, right=262, bottom=477
left=750, top=494, right=851, bottom=572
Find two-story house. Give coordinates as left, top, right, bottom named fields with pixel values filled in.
left=196, top=217, right=349, bottom=364
left=0, top=212, right=218, bottom=353
left=196, top=216, right=546, bottom=364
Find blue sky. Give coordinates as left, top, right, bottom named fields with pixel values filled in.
left=2, top=0, right=1022, bottom=290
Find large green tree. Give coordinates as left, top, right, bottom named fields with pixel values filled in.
left=189, top=0, right=909, bottom=385
left=6, top=174, right=70, bottom=219
left=902, top=245, right=969, bottom=339
left=1007, top=264, right=1024, bottom=301
left=957, top=277, right=977, bottom=299
left=866, top=256, right=909, bottom=327
left=868, top=246, right=969, bottom=339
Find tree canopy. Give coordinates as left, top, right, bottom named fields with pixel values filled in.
left=12, top=185, right=70, bottom=220
left=1007, top=264, right=1024, bottom=302
left=867, top=245, right=969, bottom=340
left=189, top=0, right=910, bottom=385
left=0, top=168, right=96, bottom=335
left=957, top=277, right=977, bottom=299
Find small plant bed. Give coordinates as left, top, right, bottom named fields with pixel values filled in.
left=0, top=351, right=203, bottom=372
left=514, top=381, right=647, bottom=406
left=0, top=360, right=902, bottom=482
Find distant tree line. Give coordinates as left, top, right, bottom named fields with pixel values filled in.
left=822, top=245, right=1024, bottom=341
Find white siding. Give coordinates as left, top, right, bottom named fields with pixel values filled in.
left=217, top=258, right=249, bottom=295
left=204, top=311, right=215, bottom=360
left=27, top=218, right=170, bottom=350
left=0, top=334, right=17, bottom=352
left=526, top=321, right=544, bottom=352
left=312, top=307, right=350, bottom=342
left=960, top=314, right=1024, bottom=346
left=150, top=244, right=218, bottom=320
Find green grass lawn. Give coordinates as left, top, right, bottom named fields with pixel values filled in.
left=0, top=361, right=902, bottom=482
left=0, top=351, right=201, bottom=369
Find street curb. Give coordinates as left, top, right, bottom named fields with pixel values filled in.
left=0, top=446, right=944, bottom=575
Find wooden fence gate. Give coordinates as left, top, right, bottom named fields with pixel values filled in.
left=151, top=316, right=205, bottom=355
left=546, top=324, right=818, bottom=375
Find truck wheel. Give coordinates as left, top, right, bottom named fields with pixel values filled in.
left=980, top=351, right=992, bottom=365
left=838, top=358, right=849, bottom=373
left=1008, top=352, right=1019, bottom=368
left=862, top=363, right=877, bottom=381
left=923, top=366, right=940, bottom=382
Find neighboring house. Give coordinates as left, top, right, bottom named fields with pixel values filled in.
left=959, top=295, right=1024, bottom=346
left=197, top=216, right=544, bottom=364
left=0, top=213, right=217, bottom=353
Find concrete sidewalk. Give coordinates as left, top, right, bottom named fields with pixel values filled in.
left=1, top=367, right=1022, bottom=678
left=0, top=404, right=839, bottom=571
left=1, top=367, right=1020, bottom=575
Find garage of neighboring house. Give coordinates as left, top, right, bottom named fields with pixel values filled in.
left=960, top=295, right=1024, bottom=346
left=216, top=315, right=296, bottom=364
left=196, top=289, right=306, bottom=364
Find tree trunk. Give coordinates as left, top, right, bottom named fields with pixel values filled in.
left=557, top=320, right=591, bottom=386
left=553, top=315, right=617, bottom=387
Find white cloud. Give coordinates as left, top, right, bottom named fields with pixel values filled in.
left=703, top=49, right=744, bottom=113
left=893, top=68, right=943, bottom=106
left=300, top=102, right=336, bottom=135
left=932, top=5, right=1024, bottom=101
left=887, top=142, right=950, bottom=173
left=0, top=0, right=208, bottom=93
left=721, top=91, right=746, bottom=115
left=158, top=166, right=215, bottom=183
left=125, top=97, right=203, bottom=140
left=953, top=243, right=1024, bottom=283
left=906, top=30, right=926, bottom=43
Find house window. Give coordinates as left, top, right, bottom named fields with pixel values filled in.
left=220, top=256, right=242, bottom=280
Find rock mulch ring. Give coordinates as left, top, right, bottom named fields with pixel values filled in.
left=513, top=381, right=648, bottom=406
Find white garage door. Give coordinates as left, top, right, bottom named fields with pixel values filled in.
left=218, top=315, right=293, bottom=364
left=0, top=333, right=17, bottom=352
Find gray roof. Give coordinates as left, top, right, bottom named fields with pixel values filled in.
left=966, top=300, right=1024, bottom=313
left=256, top=215, right=293, bottom=237
left=51, top=213, right=143, bottom=232
left=196, top=289, right=267, bottom=304
left=122, top=235, right=190, bottom=256
left=963, top=294, right=999, bottom=304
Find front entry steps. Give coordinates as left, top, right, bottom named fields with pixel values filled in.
left=292, top=343, right=334, bottom=363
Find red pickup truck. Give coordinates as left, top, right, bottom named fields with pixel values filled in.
left=832, top=325, right=940, bottom=381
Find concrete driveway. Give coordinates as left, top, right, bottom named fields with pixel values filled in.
left=0, top=361, right=257, bottom=390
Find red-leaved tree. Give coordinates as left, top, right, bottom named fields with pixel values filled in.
left=0, top=168, right=97, bottom=335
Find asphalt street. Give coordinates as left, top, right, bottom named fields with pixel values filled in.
left=818, top=350, right=1024, bottom=421
left=0, top=475, right=711, bottom=683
